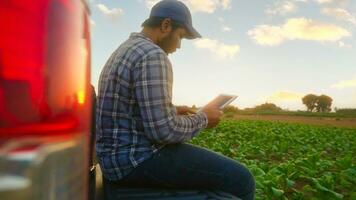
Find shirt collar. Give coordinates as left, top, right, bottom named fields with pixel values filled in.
left=130, top=32, right=154, bottom=43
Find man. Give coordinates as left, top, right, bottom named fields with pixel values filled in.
left=96, top=0, right=255, bottom=199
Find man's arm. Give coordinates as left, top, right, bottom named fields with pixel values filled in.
left=134, top=50, right=207, bottom=144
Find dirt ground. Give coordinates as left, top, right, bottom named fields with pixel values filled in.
left=232, top=114, right=356, bottom=129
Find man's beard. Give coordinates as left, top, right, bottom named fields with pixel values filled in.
left=158, top=32, right=174, bottom=54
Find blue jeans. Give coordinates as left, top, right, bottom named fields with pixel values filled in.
left=104, top=143, right=255, bottom=200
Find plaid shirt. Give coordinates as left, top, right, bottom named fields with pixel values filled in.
left=96, top=33, right=208, bottom=181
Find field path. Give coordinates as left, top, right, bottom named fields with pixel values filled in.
left=232, top=114, right=356, bottom=128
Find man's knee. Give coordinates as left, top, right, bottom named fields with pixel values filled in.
left=222, top=162, right=256, bottom=198
left=241, top=168, right=256, bottom=196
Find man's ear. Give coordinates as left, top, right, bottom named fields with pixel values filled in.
left=160, top=18, right=173, bottom=33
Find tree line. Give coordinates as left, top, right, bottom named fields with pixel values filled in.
left=221, top=94, right=334, bottom=114
left=192, top=93, right=355, bottom=115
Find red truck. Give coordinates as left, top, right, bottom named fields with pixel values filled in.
left=0, top=0, right=97, bottom=199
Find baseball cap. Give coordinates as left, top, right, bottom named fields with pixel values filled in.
left=144, top=0, right=201, bottom=39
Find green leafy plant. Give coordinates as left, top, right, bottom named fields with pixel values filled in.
left=191, top=120, right=356, bottom=199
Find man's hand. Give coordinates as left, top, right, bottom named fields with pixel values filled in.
left=201, top=106, right=222, bottom=128
left=176, top=106, right=196, bottom=115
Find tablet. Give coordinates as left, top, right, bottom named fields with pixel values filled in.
left=199, top=94, right=238, bottom=111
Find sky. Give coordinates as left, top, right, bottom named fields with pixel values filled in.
left=89, top=0, right=356, bottom=110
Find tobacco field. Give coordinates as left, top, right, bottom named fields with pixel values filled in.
left=191, top=120, right=356, bottom=200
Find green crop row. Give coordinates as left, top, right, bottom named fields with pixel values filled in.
left=190, top=120, right=356, bottom=200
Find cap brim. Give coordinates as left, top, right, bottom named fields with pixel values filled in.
left=185, top=24, right=201, bottom=39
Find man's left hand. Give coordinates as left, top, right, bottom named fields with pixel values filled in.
left=176, top=106, right=196, bottom=115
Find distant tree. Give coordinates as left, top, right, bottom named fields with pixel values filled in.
left=316, top=95, right=333, bottom=112
left=253, top=102, right=282, bottom=112
left=302, top=94, right=318, bottom=111
left=223, top=105, right=239, bottom=114
left=334, top=107, right=338, bottom=112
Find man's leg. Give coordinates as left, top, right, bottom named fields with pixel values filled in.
left=106, top=143, right=255, bottom=200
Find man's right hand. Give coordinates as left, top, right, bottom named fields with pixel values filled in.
left=201, top=106, right=222, bottom=128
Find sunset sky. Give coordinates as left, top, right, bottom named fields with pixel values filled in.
left=89, top=0, right=356, bottom=110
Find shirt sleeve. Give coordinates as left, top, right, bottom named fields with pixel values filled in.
left=134, top=50, right=208, bottom=144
